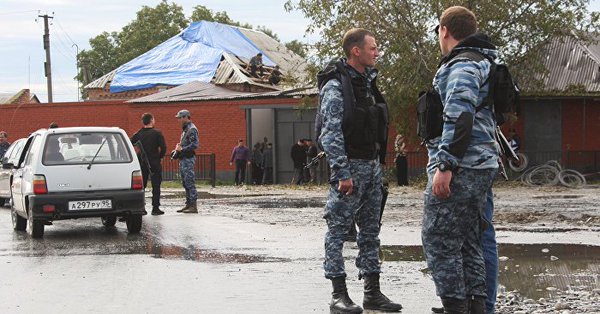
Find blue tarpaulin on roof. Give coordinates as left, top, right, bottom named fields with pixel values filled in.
left=110, top=21, right=274, bottom=93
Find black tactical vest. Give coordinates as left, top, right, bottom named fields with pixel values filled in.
left=316, top=59, right=389, bottom=163
left=345, top=75, right=380, bottom=160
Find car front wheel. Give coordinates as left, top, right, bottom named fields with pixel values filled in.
left=27, top=210, right=45, bottom=238
left=126, top=214, right=142, bottom=233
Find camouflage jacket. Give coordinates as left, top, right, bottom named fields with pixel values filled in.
left=427, top=33, right=500, bottom=172
left=180, top=122, right=199, bottom=153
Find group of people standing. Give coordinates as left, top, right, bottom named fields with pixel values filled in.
left=316, top=5, right=503, bottom=314
left=130, top=109, right=199, bottom=216
left=291, top=138, right=319, bottom=185
left=229, top=138, right=273, bottom=185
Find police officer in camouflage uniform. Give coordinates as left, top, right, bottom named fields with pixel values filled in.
left=318, top=28, right=402, bottom=314
left=422, top=6, right=499, bottom=314
left=174, top=109, right=199, bottom=214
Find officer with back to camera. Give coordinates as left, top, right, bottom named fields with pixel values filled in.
left=130, top=112, right=167, bottom=215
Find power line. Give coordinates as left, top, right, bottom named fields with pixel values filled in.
left=0, top=10, right=37, bottom=17
left=54, top=18, right=77, bottom=47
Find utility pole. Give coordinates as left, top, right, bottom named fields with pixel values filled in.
left=39, top=13, right=54, bottom=103
left=72, top=43, right=79, bottom=102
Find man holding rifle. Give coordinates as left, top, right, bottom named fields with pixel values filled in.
left=131, top=112, right=167, bottom=216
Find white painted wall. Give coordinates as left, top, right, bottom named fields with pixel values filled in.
left=250, top=109, right=274, bottom=148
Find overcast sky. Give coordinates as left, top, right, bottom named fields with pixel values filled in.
left=1, top=0, right=599, bottom=103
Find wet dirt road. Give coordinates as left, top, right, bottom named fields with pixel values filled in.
left=0, top=185, right=598, bottom=313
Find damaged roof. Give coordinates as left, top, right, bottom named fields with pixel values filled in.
left=128, top=80, right=316, bottom=103
left=535, top=35, right=600, bottom=94
left=85, top=21, right=308, bottom=93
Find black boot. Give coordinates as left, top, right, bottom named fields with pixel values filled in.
left=467, top=296, right=485, bottom=314
left=441, top=298, right=467, bottom=314
left=330, top=277, right=363, bottom=314
left=363, top=273, right=402, bottom=312
left=151, top=207, right=164, bottom=215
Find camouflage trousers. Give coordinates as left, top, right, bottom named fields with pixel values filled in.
left=179, top=157, right=197, bottom=205
left=323, top=159, right=382, bottom=279
left=422, top=167, right=496, bottom=299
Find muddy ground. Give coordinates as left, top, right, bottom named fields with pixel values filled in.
left=179, top=184, right=600, bottom=233
left=181, top=183, right=600, bottom=313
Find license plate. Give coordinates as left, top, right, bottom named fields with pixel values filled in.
left=68, top=199, right=112, bottom=210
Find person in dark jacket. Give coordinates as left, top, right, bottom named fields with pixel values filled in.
left=230, top=139, right=250, bottom=185
left=262, top=143, right=274, bottom=184
left=250, top=143, right=264, bottom=185
left=131, top=113, right=167, bottom=215
left=394, top=134, right=409, bottom=186
left=290, top=139, right=306, bottom=185
left=305, top=139, right=318, bottom=183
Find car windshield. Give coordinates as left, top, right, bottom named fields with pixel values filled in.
left=42, top=132, right=132, bottom=165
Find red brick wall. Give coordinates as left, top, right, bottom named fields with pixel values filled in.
left=0, top=98, right=301, bottom=172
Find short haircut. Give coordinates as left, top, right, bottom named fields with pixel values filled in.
left=440, top=6, right=477, bottom=40
left=342, top=28, right=374, bottom=57
left=0, top=131, right=6, bottom=138
left=142, top=113, right=153, bottom=125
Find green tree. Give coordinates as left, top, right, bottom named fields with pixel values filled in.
left=189, top=5, right=214, bottom=22
left=78, top=1, right=189, bottom=93
left=78, top=31, right=121, bottom=86
left=285, top=39, right=308, bottom=58
left=190, top=5, right=254, bottom=29
left=285, top=0, right=599, bottom=134
left=256, top=25, right=281, bottom=41
left=118, top=1, right=188, bottom=63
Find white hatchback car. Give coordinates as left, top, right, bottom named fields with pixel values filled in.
left=10, top=127, right=146, bottom=238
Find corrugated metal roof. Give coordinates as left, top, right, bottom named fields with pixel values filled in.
left=213, top=52, right=252, bottom=85
left=84, top=69, right=116, bottom=89
left=237, top=28, right=308, bottom=85
left=128, top=81, right=314, bottom=103
left=0, top=90, right=26, bottom=104
left=538, top=35, right=600, bottom=93
left=0, top=92, right=15, bottom=104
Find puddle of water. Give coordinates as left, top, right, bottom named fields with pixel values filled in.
left=8, top=232, right=289, bottom=264
left=139, top=240, right=290, bottom=264
left=380, top=244, right=600, bottom=300
left=161, top=191, right=277, bottom=199
left=228, top=198, right=325, bottom=209
left=531, top=194, right=584, bottom=199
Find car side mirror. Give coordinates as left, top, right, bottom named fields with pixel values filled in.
left=2, top=162, right=14, bottom=169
